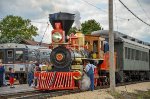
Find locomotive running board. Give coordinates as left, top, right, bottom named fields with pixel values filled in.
left=35, top=71, right=81, bottom=90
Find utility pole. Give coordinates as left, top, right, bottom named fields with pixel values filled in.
left=109, top=0, right=116, bottom=92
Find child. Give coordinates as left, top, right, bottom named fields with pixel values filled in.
left=9, top=67, right=15, bottom=88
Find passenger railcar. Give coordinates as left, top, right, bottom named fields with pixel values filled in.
left=92, top=30, right=150, bottom=82
left=0, top=43, right=51, bottom=84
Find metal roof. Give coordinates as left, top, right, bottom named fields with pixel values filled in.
left=120, top=37, right=150, bottom=49
left=0, top=43, right=27, bottom=49
left=91, top=30, right=150, bottom=48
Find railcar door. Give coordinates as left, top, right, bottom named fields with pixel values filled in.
left=5, top=49, right=14, bottom=64
left=0, top=49, right=5, bottom=63
left=15, top=49, right=24, bottom=63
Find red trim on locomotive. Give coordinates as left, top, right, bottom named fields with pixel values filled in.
left=34, top=71, right=81, bottom=90
left=100, top=52, right=116, bottom=71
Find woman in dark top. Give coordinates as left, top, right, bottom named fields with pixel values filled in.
left=0, top=64, right=5, bottom=87
left=0, top=62, right=4, bottom=87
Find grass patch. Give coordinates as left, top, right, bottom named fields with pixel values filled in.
left=107, top=89, right=150, bottom=99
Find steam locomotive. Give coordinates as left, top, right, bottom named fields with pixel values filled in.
left=35, top=12, right=150, bottom=90
left=35, top=12, right=110, bottom=90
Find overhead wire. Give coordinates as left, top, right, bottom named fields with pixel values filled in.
left=118, top=0, right=150, bottom=27
left=80, top=0, right=135, bottom=21
left=136, top=0, right=150, bottom=22
left=81, top=0, right=107, bottom=13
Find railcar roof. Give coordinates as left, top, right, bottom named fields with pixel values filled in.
left=0, top=43, right=49, bottom=49
left=120, top=37, right=150, bottom=49
left=0, top=43, right=27, bottom=49
left=92, top=30, right=150, bottom=49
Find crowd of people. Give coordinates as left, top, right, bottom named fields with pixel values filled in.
left=0, top=59, right=13, bottom=88
left=27, top=61, right=52, bottom=87
left=0, top=58, right=96, bottom=91
left=0, top=59, right=52, bottom=88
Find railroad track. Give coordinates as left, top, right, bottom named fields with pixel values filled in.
left=0, top=90, right=40, bottom=99
left=0, top=89, right=81, bottom=99
left=1, top=80, right=149, bottom=99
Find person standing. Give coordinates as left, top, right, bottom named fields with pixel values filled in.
left=0, top=60, right=4, bottom=87
left=9, top=67, right=15, bottom=88
left=32, top=63, right=41, bottom=87
left=28, top=61, right=35, bottom=86
left=84, top=60, right=96, bottom=91
left=3, top=67, right=7, bottom=86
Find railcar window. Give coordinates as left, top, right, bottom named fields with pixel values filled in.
left=142, top=52, right=145, bottom=61
left=144, top=52, right=146, bottom=61
left=93, top=41, right=98, bottom=53
left=139, top=51, right=142, bottom=61
left=15, top=51, right=23, bottom=62
left=125, top=47, right=128, bottom=59
left=135, top=50, right=139, bottom=60
left=131, top=49, right=135, bottom=60
left=128, top=48, right=131, bottom=59
left=145, top=52, right=148, bottom=62
left=7, top=50, right=13, bottom=58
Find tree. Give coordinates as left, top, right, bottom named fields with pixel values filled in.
left=81, top=19, right=102, bottom=34
left=68, top=27, right=78, bottom=35
left=0, top=15, right=38, bottom=43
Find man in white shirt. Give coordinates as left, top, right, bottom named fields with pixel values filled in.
left=84, top=60, right=96, bottom=91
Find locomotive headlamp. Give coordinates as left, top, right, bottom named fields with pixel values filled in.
left=52, top=32, right=63, bottom=43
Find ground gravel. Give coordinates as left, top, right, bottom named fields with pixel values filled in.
left=50, top=82, right=150, bottom=99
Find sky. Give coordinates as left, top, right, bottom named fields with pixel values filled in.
left=0, top=0, right=150, bottom=44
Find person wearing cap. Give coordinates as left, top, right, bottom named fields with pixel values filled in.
left=84, top=60, right=96, bottom=91
left=0, top=60, right=4, bottom=87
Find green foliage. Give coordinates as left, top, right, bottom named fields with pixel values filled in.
left=69, top=19, right=102, bottom=35
left=0, top=15, right=38, bottom=43
left=68, top=27, right=78, bottom=35
left=81, top=19, right=102, bottom=34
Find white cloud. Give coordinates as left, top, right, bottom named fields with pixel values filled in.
left=0, top=0, right=150, bottom=43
